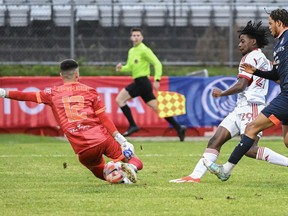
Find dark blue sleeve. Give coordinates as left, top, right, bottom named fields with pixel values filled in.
left=254, top=66, right=279, bottom=81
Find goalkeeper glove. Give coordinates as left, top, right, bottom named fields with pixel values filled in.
left=114, top=133, right=135, bottom=159
left=0, top=88, right=7, bottom=98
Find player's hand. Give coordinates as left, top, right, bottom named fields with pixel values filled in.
left=121, top=141, right=135, bottom=159
left=116, top=63, right=122, bottom=72
left=114, top=132, right=135, bottom=159
left=240, top=63, right=256, bottom=74
left=0, top=88, right=7, bottom=98
left=153, top=81, right=160, bottom=91
left=212, top=88, right=222, bottom=98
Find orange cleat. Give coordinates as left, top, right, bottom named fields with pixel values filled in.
left=169, top=176, right=200, bottom=183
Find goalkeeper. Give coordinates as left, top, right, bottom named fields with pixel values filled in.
left=0, top=59, right=143, bottom=184
left=115, top=27, right=186, bottom=141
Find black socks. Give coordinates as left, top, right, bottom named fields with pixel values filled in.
left=120, top=105, right=137, bottom=127
left=228, top=135, right=255, bottom=164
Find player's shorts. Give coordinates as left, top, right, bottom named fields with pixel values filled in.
left=219, top=103, right=265, bottom=137
left=261, top=92, right=288, bottom=125
left=125, top=76, right=156, bottom=103
left=78, top=136, right=124, bottom=168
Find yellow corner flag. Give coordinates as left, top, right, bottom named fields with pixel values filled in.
left=157, top=91, right=186, bottom=118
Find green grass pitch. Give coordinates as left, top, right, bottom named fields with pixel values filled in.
left=0, top=134, right=287, bottom=216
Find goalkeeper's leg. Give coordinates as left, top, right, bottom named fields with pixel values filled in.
left=78, top=150, right=106, bottom=180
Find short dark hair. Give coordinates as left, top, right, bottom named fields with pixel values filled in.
left=269, top=8, right=288, bottom=27
left=238, top=21, right=269, bottom=48
left=130, top=27, right=143, bottom=34
left=60, top=59, right=79, bottom=71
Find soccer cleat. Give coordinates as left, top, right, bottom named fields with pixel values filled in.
left=121, top=163, right=137, bottom=183
left=123, top=126, right=140, bottom=137
left=169, top=176, right=200, bottom=183
left=177, top=125, right=187, bottom=142
left=203, top=158, right=230, bottom=182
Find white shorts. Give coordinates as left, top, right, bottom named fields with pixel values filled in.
left=219, top=103, right=265, bottom=138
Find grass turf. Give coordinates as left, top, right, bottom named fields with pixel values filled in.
left=0, top=134, right=287, bottom=216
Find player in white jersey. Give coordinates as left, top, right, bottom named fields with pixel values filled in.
left=221, top=48, right=271, bottom=139
left=170, top=21, right=288, bottom=183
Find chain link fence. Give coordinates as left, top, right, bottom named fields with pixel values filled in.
left=0, top=0, right=286, bottom=65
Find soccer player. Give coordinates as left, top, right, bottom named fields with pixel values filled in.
left=115, top=27, right=186, bottom=141
left=204, top=8, right=288, bottom=181
left=0, top=59, right=143, bottom=184
left=170, top=20, right=288, bottom=183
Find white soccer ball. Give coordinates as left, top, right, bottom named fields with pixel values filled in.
left=103, top=161, right=125, bottom=184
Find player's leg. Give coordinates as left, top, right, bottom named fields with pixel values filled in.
left=105, top=136, right=143, bottom=183
left=170, top=126, right=231, bottom=183
left=78, top=146, right=106, bottom=180
left=146, top=97, right=186, bottom=141
left=282, top=124, right=288, bottom=148
left=204, top=113, right=275, bottom=181
left=170, top=114, right=237, bottom=183
left=245, top=137, right=288, bottom=166
left=223, top=103, right=288, bottom=166
left=116, top=85, right=139, bottom=136
left=188, top=109, right=241, bottom=181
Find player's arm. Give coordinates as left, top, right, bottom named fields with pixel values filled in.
left=93, top=93, right=135, bottom=158
left=213, top=77, right=248, bottom=98
left=254, top=66, right=279, bottom=81
left=118, top=50, right=132, bottom=72
left=240, top=63, right=279, bottom=81
left=97, top=111, right=135, bottom=159
left=143, top=48, right=162, bottom=81
left=0, top=89, right=40, bottom=103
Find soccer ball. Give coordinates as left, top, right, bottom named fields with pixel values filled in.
left=103, top=161, right=125, bottom=184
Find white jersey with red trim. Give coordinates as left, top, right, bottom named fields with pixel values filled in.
left=237, top=49, right=272, bottom=106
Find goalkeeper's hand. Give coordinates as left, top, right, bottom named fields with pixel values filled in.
left=121, top=141, right=135, bottom=159
left=0, top=88, right=7, bottom=98
left=114, top=133, right=135, bottom=159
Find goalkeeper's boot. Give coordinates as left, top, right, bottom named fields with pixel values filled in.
left=121, top=163, right=137, bottom=183
left=203, top=158, right=230, bottom=181
left=169, top=176, right=200, bottom=183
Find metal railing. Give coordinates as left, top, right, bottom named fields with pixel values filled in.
left=0, top=0, right=286, bottom=66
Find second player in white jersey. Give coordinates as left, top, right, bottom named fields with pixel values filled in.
left=221, top=48, right=273, bottom=137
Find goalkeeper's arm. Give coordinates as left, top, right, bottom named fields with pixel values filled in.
left=0, top=88, right=39, bottom=103
left=114, top=133, right=135, bottom=159
left=97, top=111, right=135, bottom=159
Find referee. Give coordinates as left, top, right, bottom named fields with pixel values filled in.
left=115, top=27, right=186, bottom=141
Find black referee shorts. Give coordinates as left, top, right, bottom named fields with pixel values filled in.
left=125, top=76, right=156, bottom=103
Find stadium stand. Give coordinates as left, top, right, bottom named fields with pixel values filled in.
left=53, top=5, right=72, bottom=27
left=30, top=5, right=52, bottom=21
left=167, top=5, right=190, bottom=27
left=144, top=5, right=168, bottom=27
left=235, top=6, right=258, bottom=27
left=0, top=0, right=286, bottom=64
left=7, top=5, right=30, bottom=27
left=190, top=5, right=212, bottom=27
left=99, top=4, right=121, bottom=27
left=75, top=5, right=99, bottom=22
left=120, top=5, right=144, bottom=27
left=0, top=5, right=5, bottom=27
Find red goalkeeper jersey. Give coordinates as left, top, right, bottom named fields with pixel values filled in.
left=36, top=82, right=109, bottom=154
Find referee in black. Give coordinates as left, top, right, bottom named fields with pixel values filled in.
left=115, top=28, right=186, bottom=141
